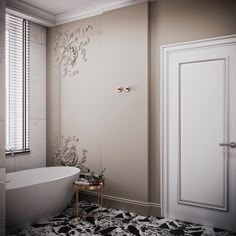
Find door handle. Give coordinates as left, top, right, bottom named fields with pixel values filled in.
left=220, top=142, right=236, bottom=148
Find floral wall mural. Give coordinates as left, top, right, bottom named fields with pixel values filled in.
left=47, top=17, right=103, bottom=173
left=54, top=25, right=94, bottom=79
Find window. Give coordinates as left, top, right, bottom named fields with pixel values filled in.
left=5, top=13, right=30, bottom=153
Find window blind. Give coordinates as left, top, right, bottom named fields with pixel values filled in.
left=5, top=13, right=30, bottom=153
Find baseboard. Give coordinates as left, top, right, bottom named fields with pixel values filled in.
left=79, top=190, right=161, bottom=217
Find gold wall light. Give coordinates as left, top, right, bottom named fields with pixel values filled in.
left=117, top=87, right=123, bottom=93
left=124, top=86, right=130, bottom=92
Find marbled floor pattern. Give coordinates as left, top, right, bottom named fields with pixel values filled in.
left=7, top=201, right=236, bottom=236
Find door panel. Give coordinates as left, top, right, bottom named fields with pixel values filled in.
left=179, top=59, right=227, bottom=210
left=162, top=36, right=236, bottom=231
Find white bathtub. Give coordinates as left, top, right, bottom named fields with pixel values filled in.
left=6, top=166, right=80, bottom=230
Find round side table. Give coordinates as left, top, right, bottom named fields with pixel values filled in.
left=73, top=182, right=104, bottom=217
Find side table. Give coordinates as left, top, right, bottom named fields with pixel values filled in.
left=73, top=182, right=104, bottom=217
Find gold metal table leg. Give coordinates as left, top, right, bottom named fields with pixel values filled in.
left=76, top=188, right=79, bottom=217
left=97, top=188, right=100, bottom=206
left=100, top=186, right=103, bottom=212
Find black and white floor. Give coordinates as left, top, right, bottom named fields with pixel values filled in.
left=7, top=201, right=236, bottom=236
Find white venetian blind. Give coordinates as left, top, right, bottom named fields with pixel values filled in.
left=5, top=13, right=30, bottom=153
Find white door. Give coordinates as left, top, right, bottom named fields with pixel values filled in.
left=161, top=35, right=236, bottom=231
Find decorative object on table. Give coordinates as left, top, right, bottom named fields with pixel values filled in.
left=75, top=168, right=105, bottom=186
left=53, top=132, right=88, bottom=170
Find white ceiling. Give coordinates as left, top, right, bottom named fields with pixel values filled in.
left=6, top=0, right=150, bottom=26
left=19, top=0, right=136, bottom=15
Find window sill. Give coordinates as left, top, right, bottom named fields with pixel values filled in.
left=5, top=149, right=31, bottom=157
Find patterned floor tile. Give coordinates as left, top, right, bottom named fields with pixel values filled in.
left=7, top=201, right=236, bottom=236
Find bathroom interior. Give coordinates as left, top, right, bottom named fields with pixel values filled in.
left=0, top=0, right=236, bottom=235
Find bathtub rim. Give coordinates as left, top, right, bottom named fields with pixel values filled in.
left=6, top=166, right=80, bottom=191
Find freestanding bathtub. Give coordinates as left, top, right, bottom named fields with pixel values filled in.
left=6, top=166, right=80, bottom=230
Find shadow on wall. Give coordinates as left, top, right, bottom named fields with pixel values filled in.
left=0, top=0, right=6, bottom=234
left=0, top=172, right=5, bottom=236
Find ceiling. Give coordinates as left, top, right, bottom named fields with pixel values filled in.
left=19, top=0, right=136, bottom=15
left=6, top=0, right=149, bottom=26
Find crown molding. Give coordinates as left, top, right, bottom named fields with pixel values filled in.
left=55, top=9, right=102, bottom=26
left=6, top=0, right=153, bottom=27
left=102, top=0, right=148, bottom=12
left=6, top=0, right=55, bottom=27
left=55, top=0, right=149, bottom=25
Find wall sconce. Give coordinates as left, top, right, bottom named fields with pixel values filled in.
left=117, top=87, right=123, bottom=93
left=124, top=86, right=130, bottom=92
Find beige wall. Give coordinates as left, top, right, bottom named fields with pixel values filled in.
left=47, top=3, right=151, bottom=214
left=101, top=4, right=148, bottom=202
left=47, top=0, right=236, bottom=215
left=149, top=0, right=236, bottom=204
left=47, top=15, right=104, bottom=171
left=0, top=0, right=6, bottom=234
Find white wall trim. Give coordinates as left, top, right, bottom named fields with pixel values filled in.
left=56, top=0, right=148, bottom=25
left=55, top=10, right=103, bottom=26
left=160, top=34, right=236, bottom=53
left=81, top=190, right=160, bottom=208
left=102, top=0, right=148, bottom=12
left=6, top=0, right=152, bottom=27
left=160, top=34, right=236, bottom=218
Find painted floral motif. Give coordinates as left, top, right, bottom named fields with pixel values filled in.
left=55, top=25, right=93, bottom=78
left=53, top=133, right=87, bottom=168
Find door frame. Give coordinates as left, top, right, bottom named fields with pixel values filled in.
left=160, top=34, right=236, bottom=218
